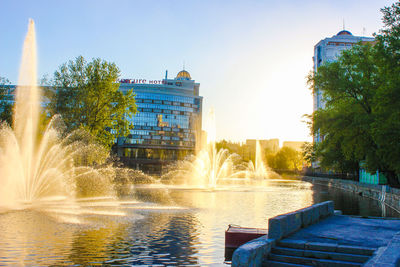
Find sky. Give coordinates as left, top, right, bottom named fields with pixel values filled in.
left=0, top=0, right=394, bottom=143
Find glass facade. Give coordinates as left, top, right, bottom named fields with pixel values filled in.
left=116, top=70, right=203, bottom=174
left=4, top=72, right=203, bottom=174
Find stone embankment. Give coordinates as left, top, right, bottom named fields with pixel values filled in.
left=232, top=201, right=335, bottom=266
left=231, top=200, right=400, bottom=267
left=301, top=176, right=400, bottom=213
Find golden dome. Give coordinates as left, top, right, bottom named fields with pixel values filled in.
left=176, top=70, right=191, bottom=80
left=337, top=30, right=352, bottom=36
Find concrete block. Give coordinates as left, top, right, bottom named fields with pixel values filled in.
left=311, top=205, right=319, bottom=224
left=231, top=236, right=275, bottom=267
left=300, top=207, right=313, bottom=228
left=285, top=212, right=302, bottom=235
left=268, top=215, right=287, bottom=240
left=326, top=201, right=334, bottom=216
left=334, top=210, right=343, bottom=215
left=317, top=201, right=329, bottom=218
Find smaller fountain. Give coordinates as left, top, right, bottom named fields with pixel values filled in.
left=161, top=109, right=279, bottom=188
left=161, top=109, right=246, bottom=187
left=246, top=140, right=278, bottom=179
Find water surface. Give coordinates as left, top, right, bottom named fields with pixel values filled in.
left=0, top=179, right=398, bottom=266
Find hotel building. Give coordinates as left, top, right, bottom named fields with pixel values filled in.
left=313, top=30, right=374, bottom=142
left=1, top=69, right=203, bottom=174
left=116, top=70, right=203, bottom=173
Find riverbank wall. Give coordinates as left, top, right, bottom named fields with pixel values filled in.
left=300, top=176, right=400, bottom=213
left=232, top=199, right=400, bottom=267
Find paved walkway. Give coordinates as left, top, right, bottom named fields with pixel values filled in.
left=284, top=215, right=400, bottom=249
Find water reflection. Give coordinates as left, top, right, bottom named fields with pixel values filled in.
left=68, top=212, right=201, bottom=266
left=311, top=184, right=399, bottom=217
left=0, top=179, right=398, bottom=266
left=0, top=210, right=74, bottom=266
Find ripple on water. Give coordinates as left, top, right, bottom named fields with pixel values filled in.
left=1, top=180, right=399, bottom=265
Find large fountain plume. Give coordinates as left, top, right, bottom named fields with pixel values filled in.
left=0, top=20, right=123, bottom=210
left=0, top=20, right=160, bottom=217
left=0, top=20, right=76, bottom=207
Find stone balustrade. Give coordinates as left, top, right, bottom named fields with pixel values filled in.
left=232, top=201, right=334, bottom=267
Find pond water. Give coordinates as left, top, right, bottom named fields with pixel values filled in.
left=0, top=178, right=398, bottom=266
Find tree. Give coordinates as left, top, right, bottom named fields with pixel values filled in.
left=310, top=43, right=378, bottom=170
left=308, top=2, right=400, bottom=187
left=0, top=77, right=13, bottom=125
left=48, top=56, right=136, bottom=147
left=301, top=142, right=315, bottom=167
left=266, top=146, right=303, bottom=171
left=370, top=2, right=400, bottom=184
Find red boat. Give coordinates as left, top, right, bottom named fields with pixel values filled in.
left=225, top=224, right=267, bottom=249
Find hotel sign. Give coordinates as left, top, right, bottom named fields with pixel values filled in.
left=120, top=79, right=166, bottom=84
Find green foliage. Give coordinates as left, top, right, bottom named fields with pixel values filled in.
left=267, top=146, right=303, bottom=171
left=48, top=56, right=136, bottom=147
left=309, top=2, right=400, bottom=186
left=214, top=140, right=304, bottom=171
left=371, top=2, right=400, bottom=181
left=301, top=142, right=315, bottom=166
left=0, top=77, right=12, bottom=125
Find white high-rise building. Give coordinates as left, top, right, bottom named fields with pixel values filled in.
left=313, top=30, right=374, bottom=143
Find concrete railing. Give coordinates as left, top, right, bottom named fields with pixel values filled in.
left=268, top=201, right=334, bottom=240
left=231, top=236, right=275, bottom=267
left=364, top=232, right=400, bottom=266
left=232, top=201, right=334, bottom=267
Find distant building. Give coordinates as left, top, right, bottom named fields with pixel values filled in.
left=2, top=70, right=203, bottom=174
left=282, top=141, right=305, bottom=152
left=116, top=70, right=203, bottom=174
left=246, top=139, right=279, bottom=154
left=313, top=30, right=374, bottom=143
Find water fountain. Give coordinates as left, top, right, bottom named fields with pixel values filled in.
left=0, top=20, right=176, bottom=227
left=160, top=109, right=245, bottom=187
left=0, top=20, right=75, bottom=208
left=161, top=109, right=278, bottom=187
left=246, top=140, right=279, bottom=179
left=0, top=20, right=127, bottom=213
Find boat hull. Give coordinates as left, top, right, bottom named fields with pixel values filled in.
left=225, top=225, right=267, bottom=249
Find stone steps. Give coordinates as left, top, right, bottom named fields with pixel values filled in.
left=264, top=260, right=310, bottom=267
left=263, top=240, right=375, bottom=267
left=277, top=240, right=375, bottom=256
left=266, top=254, right=362, bottom=267
left=272, top=246, right=370, bottom=263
